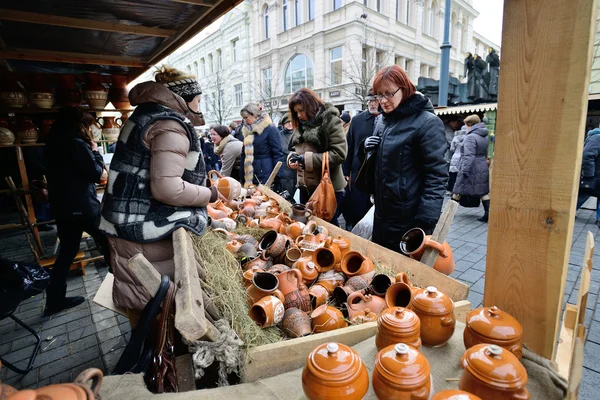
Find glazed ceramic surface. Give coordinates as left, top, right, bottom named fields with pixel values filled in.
left=341, top=251, right=375, bottom=278
left=246, top=272, right=285, bottom=305
left=283, top=307, right=312, bottom=338
left=278, top=269, right=310, bottom=312
left=248, top=295, right=285, bottom=328
left=431, top=390, right=482, bottom=399
left=29, top=92, right=54, bottom=108
left=411, top=286, right=455, bottom=347
left=400, top=227, right=455, bottom=275
left=312, top=237, right=342, bottom=272
left=464, top=306, right=523, bottom=359
left=311, top=305, right=348, bottom=333
left=376, top=307, right=422, bottom=350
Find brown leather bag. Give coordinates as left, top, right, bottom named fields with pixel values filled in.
left=144, top=282, right=178, bottom=393
left=306, top=152, right=337, bottom=222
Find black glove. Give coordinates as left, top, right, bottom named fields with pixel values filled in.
left=581, top=176, right=595, bottom=190
left=364, top=136, right=381, bottom=152
left=415, top=219, right=437, bottom=235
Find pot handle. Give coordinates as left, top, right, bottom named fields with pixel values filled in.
left=295, top=235, right=305, bottom=245
left=208, top=169, right=222, bottom=184
left=290, top=269, right=304, bottom=288
left=305, top=209, right=312, bottom=217
left=74, top=368, right=103, bottom=397
left=347, top=291, right=367, bottom=311
left=441, top=316, right=455, bottom=326
left=272, top=289, right=286, bottom=304
left=260, top=252, right=270, bottom=261
left=395, top=272, right=411, bottom=285
left=96, top=117, right=104, bottom=127
left=423, top=238, right=447, bottom=257
left=511, top=389, right=530, bottom=400
left=116, top=117, right=124, bottom=127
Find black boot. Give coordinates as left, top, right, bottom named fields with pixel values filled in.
left=44, top=284, right=84, bottom=316
left=478, top=200, right=490, bottom=223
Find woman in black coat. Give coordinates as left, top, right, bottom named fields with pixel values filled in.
left=452, top=114, right=490, bottom=222
left=363, top=65, right=448, bottom=251
left=577, top=128, right=600, bottom=226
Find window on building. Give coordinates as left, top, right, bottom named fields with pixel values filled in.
left=361, top=45, right=368, bottom=81
left=308, top=0, right=315, bottom=20
left=376, top=0, right=381, bottom=13
left=333, top=0, right=341, bottom=11
left=217, top=49, right=223, bottom=69
left=294, top=0, right=301, bottom=26
left=201, top=58, right=206, bottom=76
left=263, top=67, right=272, bottom=97
left=193, top=61, right=198, bottom=77
left=283, top=0, right=289, bottom=31
left=330, top=47, right=342, bottom=85
left=231, top=39, right=240, bottom=62
left=186, top=65, right=191, bottom=73
left=429, top=2, right=436, bottom=36
left=219, top=89, right=225, bottom=107
left=208, top=54, right=213, bottom=73
left=234, top=84, right=243, bottom=106
left=284, top=54, right=314, bottom=93
left=264, top=6, right=270, bottom=39
left=421, top=3, right=425, bottom=31
left=406, top=0, right=412, bottom=25
left=375, top=50, right=384, bottom=72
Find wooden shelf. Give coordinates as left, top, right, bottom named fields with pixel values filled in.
left=0, top=143, right=45, bottom=148
left=1, top=107, right=134, bottom=114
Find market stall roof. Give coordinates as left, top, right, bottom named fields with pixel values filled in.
left=434, top=103, right=498, bottom=116
left=0, top=0, right=241, bottom=80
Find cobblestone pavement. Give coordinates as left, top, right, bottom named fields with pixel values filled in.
left=1, top=199, right=600, bottom=397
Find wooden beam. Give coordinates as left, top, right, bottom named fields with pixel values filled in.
left=420, top=200, right=458, bottom=268
left=169, top=0, right=215, bottom=6
left=485, top=0, right=598, bottom=359
left=0, top=48, right=148, bottom=68
left=567, top=337, right=585, bottom=400
left=0, top=9, right=176, bottom=37
left=453, top=299, right=472, bottom=324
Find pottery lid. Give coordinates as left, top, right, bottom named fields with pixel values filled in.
left=375, top=343, right=430, bottom=389
left=461, top=344, right=527, bottom=389
left=431, top=389, right=482, bottom=400
left=466, top=306, right=523, bottom=341
left=305, top=342, right=365, bottom=386
left=378, top=307, right=421, bottom=334
left=411, top=287, right=454, bottom=315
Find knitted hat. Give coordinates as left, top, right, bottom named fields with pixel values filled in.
left=280, top=114, right=290, bottom=126
left=341, top=112, right=351, bottom=124
left=162, top=78, right=202, bottom=99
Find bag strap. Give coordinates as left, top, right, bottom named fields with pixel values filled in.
left=322, top=151, right=330, bottom=177
left=373, top=115, right=383, bottom=138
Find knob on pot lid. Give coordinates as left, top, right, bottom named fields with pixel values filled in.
left=305, top=342, right=365, bottom=384
left=378, top=307, right=421, bottom=334
left=374, top=343, right=430, bottom=389
left=412, top=286, right=454, bottom=315
left=466, top=306, right=523, bottom=341
left=461, top=344, right=528, bottom=389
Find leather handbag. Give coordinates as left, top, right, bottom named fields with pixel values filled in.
left=354, top=115, right=383, bottom=194
left=306, top=152, right=337, bottom=222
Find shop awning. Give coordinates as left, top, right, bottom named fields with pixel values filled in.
left=0, top=0, right=241, bottom=80
left=434, top=103, right=498, bottom=116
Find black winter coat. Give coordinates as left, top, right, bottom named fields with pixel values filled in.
left=370, top=93, right=448, bottom=250
left=453, top=123, right=489, bottom=196
left=580, top=131, right=600, bottom=196
left=45, top=137, right=104, bottom=219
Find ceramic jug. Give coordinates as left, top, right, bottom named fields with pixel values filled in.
left=411, top=286, right=455, bottom=347
left=97, top=116, right=122, bottom=142
left=385, top=272, right=414, bottom=309
left=399, top=227, right=455, bottom=275
left=347, top=291, right=387, bottom=316
left=340, top=251, right=375, bottom=278
left=246, top=272, right=285, bottom=305
left=291, top=203, right=312, bottom=224
left=209, top=170, right=242, bottom=201
left=312, top=237, right=342, bottom=272
left=282, top=307, right=312, bottom=338
left=332, top=276, right=371, bottom=307
left=248, top=295, right=285, bottom=328
left=278, top=269, right=311, bottom=312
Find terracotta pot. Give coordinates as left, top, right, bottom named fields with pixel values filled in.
left=460, top=344, right=529, bottom=400
left=225, top=239, right=243, bottom=254
left=285, top=221, right=305, bottom=239
left=302, top=342, right=369, bottom=400
left=282, top=307, right=312, bottom=338
left=265, top=205, right=281, bottom=219
left=213, top=199, right=233, bottom=215
left=347, top=291, right=387, bottom=316
left=108, top=75, right=130, bottom=109
left=316, top=270, right=346, bottom=293
left=98, top=116, right=122, bottom=142
left=400, top=227, right=455, bottom=275
left=278, top=269, right=310, bottom=312
left=296, top=233, right=325, bottom=251
left=0, top=91, right=26, bottom=108
left=411, top=286, right=455, bottom=347
left=464, top=306, right=523, bottom=359
left=265, top=263, right=290, bottom=275
left=238, top=203, right=256, bottom=218
left=308, top=284, right=330, bottom=308
left=431, top=390, right=482, bottom=400
left=302, top=220, right=319, bottom=235
left=207, top=204, right=228, bottom=220
left=373, top=343, right=431, bottom=400
left=376, top=307, right=422, bottom=351
left=208, top=170, right=242, bottom=200
left=284, top=246, right=302, bottom=267
left=312, top=237, right=342, bottom=273
left=385, top=272, right=413, bottom=309
left=291, top=203, right=312, bottom=224
left=84, top=73, right=108, bottom=108
left=241, top=255, right=271, bottom=271
left=56, top=74, right=81, bottom=107
left=294, top=256, right=319, bottom=285
left=340, top=251, right=375, bottom=278
left=258, top=230, right=290, bottom=261
left=350, top=308, right=378, bottom=324
left=311, top=305, right=348, bottom=333
left=332, top=235, right=351, bottom=260
left=249, top=295, right=285, bottom=328
left=238, top=243, right=258, bottom=259
left=259, top=217, right=283, bottom=232
left=29, top=92, right=54, bottom=109
left=369, top=274, right=393, bottom=297
left=17, top=118, right=39, bottom=144
left=10, top=368, right=103, bottom=400
left=332, top=276, right=371, bottom=307
left=0, top=127, right=15, bottom=145
left=242, top=266, right=264, bottom=288
left=246, top=272, right=285, bottom=305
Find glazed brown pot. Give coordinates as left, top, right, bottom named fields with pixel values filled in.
left=238, top=203, right=256, bottom=218
left=431, top=390, right=482, bottom=399
left=302, top=342, right=369, bottom=400
left=242, top=255, right=271, bottom=271
left=332, top=276, right=371, bottom=307
left=259, top=230, right=290, bottom=261
left=294, top=256, right=319, bottom=285
left=347, top=291, right=387, bottom=316
left=225, top=239, right=243, bottom=254
left=285, top=221, right=305, bottom=240
left=291, top=203, right=312, bottom=224
left=349, top=308, right=378, bottom=324
left=55, top=74, right=81, bottom=107
left=411, top=286, right=455, bottom=347
left=9, top=368, right=103, bottom=400
left=282, top=307, right=312, bottom=338
left=296, top=233, right=324, bottom=251
left=308, top=284, right=330, bottom=308
left=311, top=305, right=348, bottom=333
left=385, top=272, right=413, bottom=309
left=332, top=235, right=351, bottom=260
left=278, top=269, right=311, bottom=312
left=340, top=251, right=375, bottom=278
left=242, top=266, right=264, bottom=288
left=265, top=263, right=290, bottom=275
left=284, top=246, right=303, bottom=267
left=372, top=343, right=431, bottom=400
left=315, top=270, right=346, bottom=294
left=376, top=307, right=422, bottom=351
left=312, top=237, right=342, bottom=272
left=460, top=344, right=529, bottom=400
left=108, top=75, right=130, bottom=109
left=464, top=306, right=523, bottom=359
left=370, top=274, right=393, bottom=297
left=249, top=295, right=285, bottom=328
left=400, top=227, right=455, bottom=275
left=246, top=272, right=285, bottom=305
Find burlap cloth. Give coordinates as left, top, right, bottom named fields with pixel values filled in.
left=99, top=322, right=567, bottom=399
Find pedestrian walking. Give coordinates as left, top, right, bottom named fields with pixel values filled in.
left=276, top=114, right=297, bottom=196
left=340, top=112, right=351, bottom=135
left=211, top=124, right=242, bottom=179
left=577, top=127, right=600, bottom=227
left=448, top=126, right=467, bottom=193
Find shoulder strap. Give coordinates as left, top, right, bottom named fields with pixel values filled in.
left=322, top=151, right=330, bottom=176
left=374, top=115, right=384, bottom=137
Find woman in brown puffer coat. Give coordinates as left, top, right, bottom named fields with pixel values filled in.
left=99, top=66, right=218, bottom=323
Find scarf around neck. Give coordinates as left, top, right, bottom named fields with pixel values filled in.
left=214, top=134, right=232, bottom=155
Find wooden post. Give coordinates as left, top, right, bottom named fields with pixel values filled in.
left=485, top=0, right=598, bottom=359
left=15, top=146, right=43, bottom=255
left=420, top=200, right=458, bottom=268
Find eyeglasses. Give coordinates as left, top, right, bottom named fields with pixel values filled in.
left=374, top=87, right=401, bottom=101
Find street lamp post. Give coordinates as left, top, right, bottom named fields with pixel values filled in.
left=438, top=0, right=452, bottom=106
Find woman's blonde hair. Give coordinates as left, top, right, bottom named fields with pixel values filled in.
left=154, top=65, right=195, bottom=83
left=240, top=103, right=262, bottom=118
left=464, top=114, right=481, bottom=127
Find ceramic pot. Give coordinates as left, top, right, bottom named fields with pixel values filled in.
left=291, top=203, right=312, bottom=224
left=243, top=266, right=264, bottom=288
left=83, top=73, right=108, bottom=109
left=207, top=205, right=228, bottom=220
left=302, top=342, right=369, bottom=400
left=0, top=127, right=15, bottom=145
left=332, top=235, right=351, bottom=260
left=98, top=116, right=122, bottom=142
left=464, top=306, right=523, bottom=359
left=385, top=272, right=413, bottom=309
left=284, top=247, right=302, bottom=268
left=332, top=276, right=371, bottom=307
left=400, top=227, right=455, bottom=275
left=347, top=291, right=387, bottom=316
left=294, top=256, right=319, bottom=285
left=246, top=272, right=285, bottom=305
left=259, top=230, right=290, bottom=261
left=349, top=308, right=378, bottom=324
left=285, top=221, right=305, bottom=240
left=29, top=92, right=54, bottom=109
left=209, top=170, right=242, bottom=200
left=296, top=233, right=325, bottom=251
left=316, top=270, right=346, bottom=293
left=225, top=239, right=243, bottom=254
left=17, top=118, right=39, bottom=144
left=308, top=284, right=330, bottom=308
left=213, top=199, right=233, bottom=215
left=340, top=251, right=375, bottom=278
left=241, top=255, right=271, bottom=271
left=0, top=118, right=10, bottom=129
left=376, top=307, right=422, bottom=351
left=238, top=203, right=256, bottom=219
left=249, top=295, right=285, bottom=328
left=0, top=91, right=26, bottom=108
left=431, top=390, right=482, bottom=400
left=411, top=286, right=455, bottom=347
left=56, top=74, right=81, bottom=107
left=14, top=367, right=103, bottom=400
left=282, top=307, right=312, bottom=338
left=108, top=75, right=131, bottom=109
left=311, top=305, right=348, bottom=333
left=259, top=216, right=283, bottom=232
left=278, top=269, right=310, bottom=312
left=312, top=237, right=342, bottom=273
left=460, top=344, right=529, bottom=400
left=265, top=205, right=281, bottom=219
left=239, top=243, right=258, bottom=259
left=370, top=274, right=393, bottom=297
left=265, top=263, right=290, bottom=275
left=373, top=343, right=431, bottom=400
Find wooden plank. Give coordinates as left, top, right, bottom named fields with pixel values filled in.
left=261, top=186, right=469, bottom=302
left=0, top=49, right=148, bottom=68
left=14, top=148, right=43, bottom=255
left=421, top=200, right=459, bottom=268
left=576, top=232, right=594, bottom=328
left=175, top=354, right=196, bottom=392
left=567, top=337, right=584, bottom=400
left=173, top=228, right=219, bottom=342
left=453, top=299, right=472, bottom=324
left=484, top=0, right=598, bottom=359
left=264, top=161, right=282, bottom=188
left=556, top=304, right=578, bottom=379
left=244, top=321, right=378, bottom=383
left=0, top=9, right=176, bottom=37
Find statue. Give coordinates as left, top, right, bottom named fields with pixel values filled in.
left=472, top=54, right=488, bottom=102
left=486, top=47, right=500, bottom=99
left=464, top=52, right=475, bottom=100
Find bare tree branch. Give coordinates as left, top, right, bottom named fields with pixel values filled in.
left=203, top=71, right=235, bottom=126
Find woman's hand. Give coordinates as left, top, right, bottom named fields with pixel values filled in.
left=90, top=141, right=99, bottom=152
left=289, top=162, right=300, bottom=170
